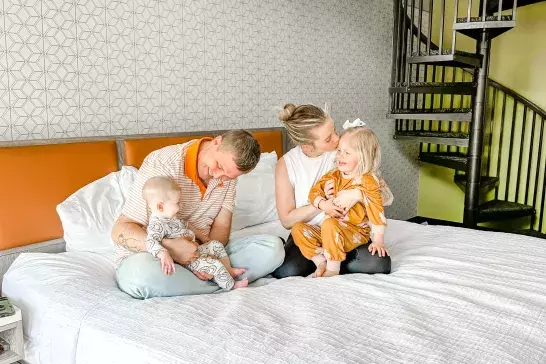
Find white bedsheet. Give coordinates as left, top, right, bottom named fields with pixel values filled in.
left=2, top=221, right=287, bottom=364
left=5, top=220, right=546, bottom=364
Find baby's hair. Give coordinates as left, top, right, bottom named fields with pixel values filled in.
left=278, top=103, right=329, bottom=146
left=142, top=176, right=180, bottom=205
left=340, top=127, right=382, bottom=176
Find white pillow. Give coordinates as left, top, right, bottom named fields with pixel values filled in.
left=231, top=152, right=278, bottom=232
left=56, top=166, right=138, bottom=258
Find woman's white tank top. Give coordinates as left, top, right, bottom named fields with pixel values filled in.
left=282, top=146, right=336, bottom=226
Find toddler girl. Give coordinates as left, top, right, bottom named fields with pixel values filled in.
left=143, top=176, right=248, bottom=290
left=291, top=121, right=389, bottom=278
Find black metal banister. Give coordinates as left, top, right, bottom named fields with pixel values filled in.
left=390, top=0, right=545, bottom=234
left=488, top=79, right=546, bottom=117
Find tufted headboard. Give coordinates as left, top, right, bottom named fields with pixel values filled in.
left=0, top=128, right=288, bottom=284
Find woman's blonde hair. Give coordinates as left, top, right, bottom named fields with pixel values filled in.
left=278, top=103, right=329, bottom=146
left=340, top=126, right=382, bottom=176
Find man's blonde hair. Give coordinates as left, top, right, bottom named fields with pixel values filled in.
left=340, top=127, right=382, bottom=176
left=278, top=103, right=330, bottom=146
left=142, top=176, right=180, bottom=205
left=218, top=130, right=261, bottom=172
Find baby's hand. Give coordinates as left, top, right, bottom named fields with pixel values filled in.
left=368, top=241, right=389, bottom=257
left=319, top=199, right=344, bottom=218
left=157, top=250, right=176, bottom=275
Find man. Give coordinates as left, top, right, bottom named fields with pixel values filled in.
left=112, top=129, right=285, bottom=299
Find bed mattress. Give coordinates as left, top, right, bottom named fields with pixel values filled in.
left=4, top=220, right=546, bottom=364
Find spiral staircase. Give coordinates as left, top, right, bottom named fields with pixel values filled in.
left=389, top=0, right=546, bottom=238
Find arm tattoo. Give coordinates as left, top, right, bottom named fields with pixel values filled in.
left=117, top=233, right=142, bottom=253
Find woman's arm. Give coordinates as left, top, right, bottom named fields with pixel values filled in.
left=275, top=158, right=321, bottom=229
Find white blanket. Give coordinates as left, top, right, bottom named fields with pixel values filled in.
left=5, top=220, right=546, bottom=363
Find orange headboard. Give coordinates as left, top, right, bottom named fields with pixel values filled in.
left=0, top=128, right=285, bottom=251
left=124, top=130, right=284, bottom=168
left=0, top=141, right=119, bottom=250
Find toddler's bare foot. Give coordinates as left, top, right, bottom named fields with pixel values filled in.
left=234, top=277, right=248, bottom=289
left=312, top=263, right=327, bottom=278
left=322, top=270, right=339, bottom=278
left=228, top=267, right=246, bottom=278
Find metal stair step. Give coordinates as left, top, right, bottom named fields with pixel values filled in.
left=387, top=108, right=472, bottom=121
left=478, top=200, right=536, bottom=222
left=389, top=82, right=475, bottom=95
left=454, top=175, right=500, bottom=189
left=395, top=131, right=469, bottom=147
left=418, top=152, right=467, bottom=170
left=408, top=50, right=482, bottom=68
left=453, top=15, right=515, bottom=40
left=486, top=0, right=546, bottom=14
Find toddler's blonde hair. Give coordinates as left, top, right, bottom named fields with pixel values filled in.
left=142, top=176, right=180, bottom=205
left=340, top=126, right=382, bottom=176
left=278, top=103, right=330, bottom=146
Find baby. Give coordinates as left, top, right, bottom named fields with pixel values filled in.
left=142, top=176, right=248, bottom=290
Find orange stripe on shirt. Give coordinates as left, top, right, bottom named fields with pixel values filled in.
left=184, top=137, right=212, bottom=199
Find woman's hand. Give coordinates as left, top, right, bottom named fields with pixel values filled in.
left=319, top=199, right=344, bottom=218
left=333, top=189, right=362, bottom=214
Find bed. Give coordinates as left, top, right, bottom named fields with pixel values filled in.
left=1, top=129, right=546, bottom=364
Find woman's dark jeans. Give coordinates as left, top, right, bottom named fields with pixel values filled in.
left=272, top=234, right=391, bottom=278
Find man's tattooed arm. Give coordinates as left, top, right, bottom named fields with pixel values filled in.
left=111, top=215, right=148, bottom=253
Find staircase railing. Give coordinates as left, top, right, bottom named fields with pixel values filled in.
left=390, top=0, right=546, bottom=235
left=485, top=80, right=546, bottom=233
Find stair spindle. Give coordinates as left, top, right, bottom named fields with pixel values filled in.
left=495, top=92, right=507, bottom=200
left=525, top=112, right=537, bottom=205
left=505, top=99, right=519, bottom=201
left=515, top=105, right=528, bottom=203
left=533, top=116, right=545, bottom=230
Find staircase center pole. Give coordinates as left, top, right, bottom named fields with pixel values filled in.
left=464, top=29, right=491, bottom=228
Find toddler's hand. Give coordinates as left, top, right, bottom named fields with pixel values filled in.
left=324, top=179, right=335, bottom=199
left=319, top=199, right=344, bottom=218
left=157, top=250, right=176, bottom=275
left=368, top=241, right=389, bottom=257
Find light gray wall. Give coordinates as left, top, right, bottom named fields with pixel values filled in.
left=0, top=0, right=418, bottom=219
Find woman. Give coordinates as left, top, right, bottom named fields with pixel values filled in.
left=272, top=104, right=391, bottom=278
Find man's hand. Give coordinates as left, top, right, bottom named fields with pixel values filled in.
left=319, top=199, right=344, bottom=218
left=194, top=271, right=214, bottom=281
left=162, top=237, right=200, bottom=264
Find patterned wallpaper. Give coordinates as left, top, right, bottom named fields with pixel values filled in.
left=0, top=0, right=418, bottom=219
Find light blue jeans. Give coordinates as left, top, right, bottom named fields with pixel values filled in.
left=116, top=234, right=285, bottom=299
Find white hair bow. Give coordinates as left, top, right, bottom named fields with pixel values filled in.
left=343, top=118, right=366, bottom=130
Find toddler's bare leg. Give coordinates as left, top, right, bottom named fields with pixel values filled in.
left=311, top=254, right=326, bottom=278
left=323, top=260, right=341, bottom=277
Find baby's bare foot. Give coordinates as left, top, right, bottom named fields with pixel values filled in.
left=234, top=277, right=248, bottom=289
left=322, top=270, right=339, bottom=278
left=312, top=263, right=327, bottom=278
left=228, top=267, right=246, bottom=278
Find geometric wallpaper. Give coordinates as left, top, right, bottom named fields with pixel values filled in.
left=0, top=0, right=419, bottom=219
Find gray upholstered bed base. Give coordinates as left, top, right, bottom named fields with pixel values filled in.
left=0, top=239, right=66, bottom=291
